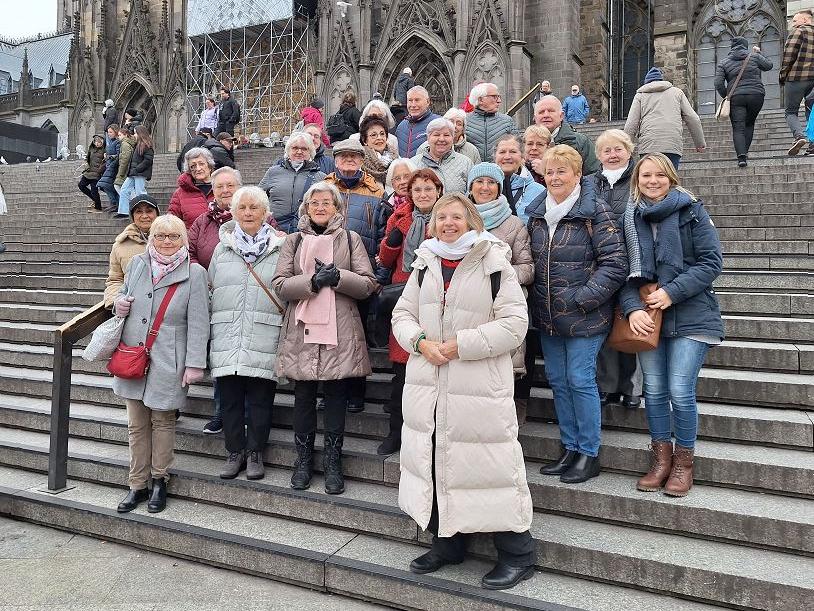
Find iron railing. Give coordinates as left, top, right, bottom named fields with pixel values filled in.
left=508, top=82, right=542, bottom=128
left=48, top=301, right=111, bottom=491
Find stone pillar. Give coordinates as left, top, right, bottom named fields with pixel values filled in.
left=580, top=0, right=609, bottom=120
left=652, top=1, right=689, bottom=99
left=523, top=0, right=582, bottom=99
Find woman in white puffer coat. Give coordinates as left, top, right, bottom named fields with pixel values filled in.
left=391, top=192, right=535, bottom=591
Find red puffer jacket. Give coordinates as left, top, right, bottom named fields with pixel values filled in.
left=378, top=201, right=426, bottom=364
left=167, top=172, right=215, bottom=229
left=300, top=107, right=330, bottom=147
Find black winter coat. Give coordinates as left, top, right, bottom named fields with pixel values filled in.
left=620, top=199, right=724, bottom=340
left=202, top=138, right=236, bottom=169
left=176, top=135, right=208, bottom=172
left=527, top=178, right=627, bottom=337
left=715, top=47, right=773, bottom=99
left=588, top=159, right=635, bottom=220
left=393, top=73, right=415, bottom=106
left=128, top=146, right=154, bottom=180
left=218, top=97, right=239, bottom=126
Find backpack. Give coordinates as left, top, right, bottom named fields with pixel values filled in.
left=417, top=267, right=501, bottom=301
left=326, top=110, right=349, bottom=142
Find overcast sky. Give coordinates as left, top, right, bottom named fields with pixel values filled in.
left=0, top=0, right=58, bottom=39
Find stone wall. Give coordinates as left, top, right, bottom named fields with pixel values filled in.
left=524, top=0, right=583, bottom=99
left=580, top=0, right=609, bottom=120
left=652, top=0, right=689, bottom=94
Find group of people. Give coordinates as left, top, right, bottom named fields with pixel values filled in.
left=100, top=69, right=726, bottom=591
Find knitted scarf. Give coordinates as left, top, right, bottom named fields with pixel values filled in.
left=402, top=208, right=432, bottom=272
left=475, top=195, right=512, bottom=230
left=207, top=201, right=232, bottom=225
left=337, top=170, right=362, bottom=190
left=392, top=192, right=410, bottom=211
left=624, top=188, right=694, bottom=281
left=147, top=243, right=188, bottom=286
left=422, top=230, right=499, bottom=261
left=233, top=222, right=273, bottom=263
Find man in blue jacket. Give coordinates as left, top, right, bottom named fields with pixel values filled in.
left=562, top=85, right=590, bottom=124
left=395, top=86, right=440, bottom=158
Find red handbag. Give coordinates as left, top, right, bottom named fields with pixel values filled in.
left=107, top=284, right=179, bottom=380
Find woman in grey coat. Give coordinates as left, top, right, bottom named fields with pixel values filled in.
left=208, top=186, right=288, bottom=481
left=112, top=214, right=210, bottom=514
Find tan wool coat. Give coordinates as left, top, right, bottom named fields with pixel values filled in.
left=104, top=224, right=148, bottom=307
left=272, top=212, right=377, bottom=381
left=391, top=238, right=533, bottom=537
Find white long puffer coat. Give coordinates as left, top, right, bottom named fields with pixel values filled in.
left=391, top=237, right=533, bottom=537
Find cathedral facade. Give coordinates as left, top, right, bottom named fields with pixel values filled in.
left=57, top=0, right=795, bottom=152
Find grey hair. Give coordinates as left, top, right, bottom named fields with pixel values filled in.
left=232, top=186, right=270, bottom=215
left=298, top=180, right=345, bottom=218
left=211, top=166, right=243, bottom=186
left=183, top=147, right=216, bottom=173
left=425, top=117, right=455, bottom=136
left=407, top=85, right=430, bottom=99
left=385, top=157, right=417, bottom=190
left=492, top=133, right=524, bottom=158
left=468, top=82, right=497, bottom=107
left=285, top=131, right=316, bottom=160
left=361, top=99, right=396, bottom=129
left=443, top=107, right=466, bottom=126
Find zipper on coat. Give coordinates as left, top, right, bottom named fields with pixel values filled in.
left=545, top=224, right=554, bottom=335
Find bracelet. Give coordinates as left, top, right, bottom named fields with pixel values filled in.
left=413, top=332, right=426, bottom=354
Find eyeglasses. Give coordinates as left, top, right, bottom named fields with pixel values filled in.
left=290, top=146, right=309, bottom=152
left=307, top=202, right=333, bottom=209
left=483, top=94, right=502, bottom=99
left=153, top=233, right=182, bottom=242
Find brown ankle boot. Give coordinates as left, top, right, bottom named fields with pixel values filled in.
left=514, top=399, right=528, bottom=426
left=664, top=445, right=694, bottom=497
left=636, top=441, right=673, bottom=492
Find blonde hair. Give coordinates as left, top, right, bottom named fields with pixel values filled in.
left=630, top=153, right=696, bottom=203
left=427, top=193, right=484, bottom=237
left=232, top=186, right=270, bottom=215
left=595, top=128, right=635, bottom=156
left=524, top=124, right=551, bottom=143
left=149, top=214, right=189, bottom=247
left=542, top=144, right=583, bottom=175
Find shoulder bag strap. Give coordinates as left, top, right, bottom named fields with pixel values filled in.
left=246, top=262, right=285, bottom=315
left=726, top=50, right=753, bottom=98
left=145, top=283, right=179, bottom=351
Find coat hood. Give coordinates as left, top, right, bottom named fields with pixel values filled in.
left=115, top=223, right=149, bottom=246
left=295, top=209, right=347, bottom=234
left=636, top=80, right=674, bottom=93
left=731, top=36, right=749, bottom=51
left=218, top=219, right=287, bottom=257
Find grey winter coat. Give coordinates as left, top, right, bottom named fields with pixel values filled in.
left=112, top=253, right=210, bottom=411
left=258, top=159, right=326, bottom=233
left=465, top=108, right=520, bottom=162
left=208, top=221, right=288, bottom=381
left=272, top=212, right=377, bottom=381
left=410, top=149, right=473, bottom=193
left=624, top=81, right=706, bottom=156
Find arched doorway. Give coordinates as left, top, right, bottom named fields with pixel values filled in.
left=378, top=36, right=453, bottom=114
left=118, top=78, right=157, bottom=129
left=694, top=0, right=783, bottom=115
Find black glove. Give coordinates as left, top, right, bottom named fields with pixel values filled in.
left=311, top=260, right=340, bottom=291
left=386, top=227, right=404, bottom=248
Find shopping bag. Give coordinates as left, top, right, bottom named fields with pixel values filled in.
left=82, top=316, right=126, bottom=362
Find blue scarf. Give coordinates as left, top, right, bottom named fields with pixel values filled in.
left=337, top=170, right=362, bottom=190
left=632, top=189, right=694, bottom=283
left=475, top=195, right=512, bottom=230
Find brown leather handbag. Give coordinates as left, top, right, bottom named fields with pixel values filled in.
left=608, top=283, right=662, bottom=353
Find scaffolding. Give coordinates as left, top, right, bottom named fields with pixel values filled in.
left=185, top=0, right=315, bottom=138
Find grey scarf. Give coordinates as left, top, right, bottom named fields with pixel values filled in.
left=402, top=209, right=432, bottom=272
left=233, top=222, right=273, bottom=263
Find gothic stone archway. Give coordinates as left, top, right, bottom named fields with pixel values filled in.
left=378, top=36, right=453, bottom=113
left=117, top=78, right=157, bottom=130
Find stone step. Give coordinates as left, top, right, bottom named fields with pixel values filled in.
left=0, top=303, right=85, bottom=324
left=722, top=256, right=814, bottom=272
left=720, top=241, right=813, bottom=255
left=0, top=262, right=109, bottom=277
left=716, top=271, right=814, bottom=293
left=0, top=288, right=101, bottom=307
left=716, top=291, right=814, bottom=316
left=0, top=463, right=738, bottom=611
left=0, top=426, right=809, bottom=559
left=718, top=227, right=814, bottom=242
left=723, top=315, right=814, bottom=342
left=0, top=274, right=105, bottom=291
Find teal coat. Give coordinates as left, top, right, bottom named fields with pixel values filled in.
left=207, top=221, right=288, bottom=381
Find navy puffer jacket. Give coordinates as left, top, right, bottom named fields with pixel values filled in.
left=620, top=198, right=724, bottom=340
left=588, top=159, right=635, bottom=220
left=527, top=178, right=628, bottom=337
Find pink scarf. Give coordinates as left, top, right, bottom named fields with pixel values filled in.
left=147, top=242, right=188, bottom=286
left=294, top=233, right=338, bottom=347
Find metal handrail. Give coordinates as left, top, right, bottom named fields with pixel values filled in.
left=48, top=301, right=111, bottom=491
left=508, top=82, right=542, bottom=117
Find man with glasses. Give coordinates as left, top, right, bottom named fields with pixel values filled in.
left=465, top=82, right=520, bottom=162
left=562, top=84, right=590, bottom=125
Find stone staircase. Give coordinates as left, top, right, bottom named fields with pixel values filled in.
left=0, top=114, right=811, bottom=610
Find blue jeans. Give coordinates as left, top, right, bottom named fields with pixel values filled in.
left=118, top=176, right=147, bottom=215
left=637, top=336, right=709, bottom=449
left=540, top=334, right=606, bottom=457
left=663, top=153, right=681, bottom=169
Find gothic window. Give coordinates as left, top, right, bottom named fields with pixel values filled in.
left=609, top=0, right=653, bottom=120
left=693, top=1, right=784, bottom=115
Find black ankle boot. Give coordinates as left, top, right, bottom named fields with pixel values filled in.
left=560, top=452, right=601, bottom=484
left=376, top=434, right=401, bottom=455
left=117, top=487, right=149, bottom=513
left=540, top=449, right=577, bottom=475
left=147, top=478, right=167, bottom=513
left=291, top=433, right=315, bottom=490
left=323, top=433, right=345, bottom=494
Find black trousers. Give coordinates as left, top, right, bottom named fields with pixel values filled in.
left=729, top=93, right=764, bottom=158
left=514, top=328, right=539, bottom=400
left=218, top=375, right=276, bottom=453
left=217, top=121, right=236, bottom=136
left=596, top=340, right=640, bottom=396
left=426, top=434, right=536, bottom=568
left=78, top=176, right=101, bottom=208
left=294, top=379, right=348, bottom=436
left=387, top=362, right=406, bottom=438
left=347, top=297, right=373, bottom=405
